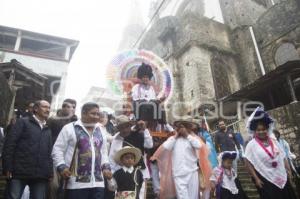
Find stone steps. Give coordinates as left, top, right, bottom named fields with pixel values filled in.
left=237, top=161, right=259, bottom=199
left=145, top=161, right=261, bottom=199
left=0, top=164, right=260, bottom=199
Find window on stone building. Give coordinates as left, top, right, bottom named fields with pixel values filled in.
left=210, top=57, right=231, bottom=99
left=274, top=43, right=299, bottom=66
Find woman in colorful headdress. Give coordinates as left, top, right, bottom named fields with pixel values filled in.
left=244, top=107, right=297, bottom=199
left=131, top=63, right=165, bottom=123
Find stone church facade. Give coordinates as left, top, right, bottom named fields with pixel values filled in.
left=138, top=0, right=300, bottom=159
left=128, top=0, right=300, bottom=156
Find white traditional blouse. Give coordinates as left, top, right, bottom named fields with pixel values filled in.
left=131, top=84, right=156, bottom=101
left=245, top=138, right=287, bottom=188
left=210, top=166, right=239, bottom=194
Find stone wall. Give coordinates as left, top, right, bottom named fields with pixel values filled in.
left=176, top=13, right=233, bottom=54
left=138, top=0, right=300, bottom=125
left=254, top=1, right=300, bottom=71
left=254, top=1, right=300, bottom=47
left=268, top=102, right=300, bottom=160
left=139, top=16, right=179, bottom=58
left=178, top=46, right=215, bottom=106
left=219, top=0, right=266, bottom=29
left=139, top=14, right=235, bottom=58
left=231, top=27, right=262, bottom=86
left=175, top=0, right=205, bottom=18
left=139, top=14, right=236, bottom=118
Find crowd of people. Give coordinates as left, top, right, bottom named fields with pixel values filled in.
left=0, top=62, right=299, bottom=199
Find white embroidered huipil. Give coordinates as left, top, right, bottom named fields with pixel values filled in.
left=163, top=135, right=201, bottom=177
left=210, top=167, right=239, bottom=194
left=131, top=84, right=156, bottom=101
left=245, top=139, right=287, bottom=188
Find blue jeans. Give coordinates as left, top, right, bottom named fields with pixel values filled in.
left=5, top=179, right=48, bottom=199
left=65, top=188, right=104, bottom=199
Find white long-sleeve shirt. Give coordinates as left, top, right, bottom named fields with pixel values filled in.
left=109, top=129, right=153, bottom=178
left=52, top=120, right=109, bottom=189
left=131, top=84, right=156, bottom=101
left=163, top=135, right=201, bottom=177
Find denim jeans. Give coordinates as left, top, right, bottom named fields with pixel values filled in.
left=65, top=188, right=104, bottom=199
left=5, top=178, right=48, bottom=199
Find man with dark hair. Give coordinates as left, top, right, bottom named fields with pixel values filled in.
left=214, top=119, right=241, bottom=171
left=63, top=99, right=77, bottom=113
left=47, top=99, right=78, bottom=199
left=52, top=102, right=112, bottom=199
left=3, top=100, right=53, bottom=199
left=214, top=120, right=240, bottom=153
left=48, top=100, right=78, bottom=145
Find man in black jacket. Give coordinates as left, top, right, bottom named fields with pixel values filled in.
left=47, top=99, right=78, bottom=145
left=47, top=99, right=77, bottom=199
left=3, top=100, right=53, bottom=199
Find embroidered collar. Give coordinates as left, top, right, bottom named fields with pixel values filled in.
left=74, top=120, right=101, bottom=136
left=122, top=166, right=134, bottom=173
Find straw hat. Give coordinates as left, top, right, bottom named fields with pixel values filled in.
left=173, top=116, right=199, bottom=129
left=115, top=115, right=135, bottom=129
left=114, top=146, right=142, bottom=166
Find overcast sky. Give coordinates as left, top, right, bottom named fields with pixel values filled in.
left=1, top=0, right=222, bottom=105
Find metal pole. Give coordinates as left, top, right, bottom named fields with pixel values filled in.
left=14, top=30, right=22, bottom=51
left=249, top=26, right=266, bottom=75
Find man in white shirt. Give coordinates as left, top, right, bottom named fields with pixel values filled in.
left=162, top=119, right=202, bottom=199
left=52, top=102, right=112, bottom=199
